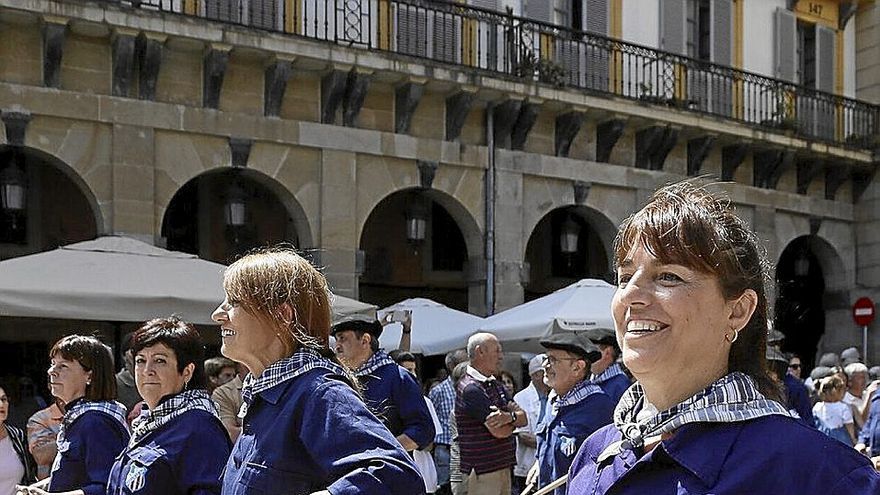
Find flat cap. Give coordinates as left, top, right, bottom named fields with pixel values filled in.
left=810, top=366, right=834, bottom=381
left=583, top=327, right=618, bottom=347
left=540, top=333, right=601, bottom=363
left=331, top=314, right=383, bottom=338
left=766, top=346, right=788, bottom=364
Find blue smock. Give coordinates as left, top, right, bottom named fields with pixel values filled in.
left=783, top=373, right=815, bottom=426
left=49, top=408, right=129, bottom=495
left=566, top=415, right=880, bottom=494
left=106, top=409, right=231, bottom=494
left=221, top=367, right=425, bottom=495
left=858, top=390, right=880, bottom=456
left=536, top=391, right=614, bottom=495
left=359, top=361, right=436, bottom=450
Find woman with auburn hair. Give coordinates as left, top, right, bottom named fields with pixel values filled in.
left=211, top=247, right=424, bottom=495
left=19, top=335, right=129, bottom=495
left=564, top=181, right=880, bottom=494
left=106, top=317, right=231, bottom=495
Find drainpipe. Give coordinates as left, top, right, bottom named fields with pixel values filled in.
left=485, top=104, right=495, bottom=316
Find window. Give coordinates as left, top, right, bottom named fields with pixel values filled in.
left=797, top=20, right=816, bottom=88
left=686, top=0, right=711, bottom=61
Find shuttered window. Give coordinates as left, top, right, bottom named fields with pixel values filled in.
left=815, top=24, right=834, bottom=93
left=774, top=7, right=797, bottom=82
left=205, top=0, right=242, bottom=23
left=249, top=0, right=278, bottom=30
left=660, top=0, right=686, bottom=55
left=524, top=0, right=553, bottom=24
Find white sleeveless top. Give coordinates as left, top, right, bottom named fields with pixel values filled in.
left=0, top=435, right=24, bottom=495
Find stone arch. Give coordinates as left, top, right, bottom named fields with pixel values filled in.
left=0, top=144, right=104, bottom=235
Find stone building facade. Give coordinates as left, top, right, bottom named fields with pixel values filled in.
left=0, top=0, right=877, bottom=365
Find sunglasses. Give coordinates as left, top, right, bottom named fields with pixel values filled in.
left=789, top=364, right=801, bottom=369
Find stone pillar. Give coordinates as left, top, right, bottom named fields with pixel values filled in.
left=319, top=149, right=359, bottom=298
left=855, top=176, right=880, bottom=363
left=110, top=124, right=155, bottom=243
left=492, top=154, right=525, bottom=312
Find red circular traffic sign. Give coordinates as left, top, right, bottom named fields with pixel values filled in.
left=853, top=297, right=876, bottom=327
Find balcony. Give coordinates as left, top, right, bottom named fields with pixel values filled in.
left=91, top=0, right=879, bottom=151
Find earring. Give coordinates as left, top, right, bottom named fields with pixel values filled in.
left=725, top=328, right=740, bottom=344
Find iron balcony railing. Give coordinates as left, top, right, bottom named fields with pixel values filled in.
left=115, top=0, right=878, bottom=151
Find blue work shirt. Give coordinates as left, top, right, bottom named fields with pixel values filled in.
left=360, top=361, right=435, bottom=450
left=536, top=391, right=613, bottom=495
left=858, top=390, right=880, bottom=455
left=107, top=409, right=231, bottom=495
left=222, top=367, right=425, bottom=495
left=566, top=415, right=880, bottom=495
left=783, top=373, right=815, bottom=426
left=594, top=374, right=631, bottom=406
left=49, top=409, right=129, bottom=495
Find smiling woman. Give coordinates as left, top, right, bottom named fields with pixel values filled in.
left=564, top=181, right=880, bottom=494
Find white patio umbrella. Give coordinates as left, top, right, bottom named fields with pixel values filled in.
left=377, top=298, right=485, bottom=356
left=0, top=236, right=375, bottom=325
left=477, top=279, right=617, bottom=353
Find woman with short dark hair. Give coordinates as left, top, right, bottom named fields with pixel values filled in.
left=20, top=335, right=129, bottom=495
left=105, top=316, right=230, bottom=495
left=565, top=181, right=880, bottom=494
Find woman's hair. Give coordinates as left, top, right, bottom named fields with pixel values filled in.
left=817, top=375, right=845, bottom=402
left=131, top=317, right=207, bottom=390
left=223, top=247, right=333, bottom=358
left=613, top=180, right=782, bottom=402
left=49, top=335, right=117, bottom=401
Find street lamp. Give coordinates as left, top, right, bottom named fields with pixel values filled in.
left=405, top=196, right=428, bottom=243
left=224, top=182, right=247, bottom=228
left=0, top=158, right=27, bottom=213
left=559, top=216, right=580, bottom=254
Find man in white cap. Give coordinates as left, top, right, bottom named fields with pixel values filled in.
left=512, top=354, right=550, bottom=494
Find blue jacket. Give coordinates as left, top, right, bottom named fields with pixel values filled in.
left=106, top=409, right=231, bottom=495
left=536, top=391, right=613, bottom=495
left=783, top=373, right=815, bottom=426
left=360, top=361, right=435, bottom=450
left=49, top=410, right=130, bottom=495
left=858, top=390, right=880, bottom=456
left=221, top=367, right=425, bottom=495
left=566, top=415, right=880, bottom=495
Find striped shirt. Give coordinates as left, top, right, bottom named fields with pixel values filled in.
left=455, top=369, right=515, bottom=475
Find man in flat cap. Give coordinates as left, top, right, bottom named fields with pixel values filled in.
left=332, top=315, right=435, bottom=453
left=527, top=333, right=614, bottom=495
left=583, top=327, right=631, bottom=404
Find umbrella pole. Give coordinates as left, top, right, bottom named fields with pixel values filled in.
left=113, top=322, right=122, bottom=371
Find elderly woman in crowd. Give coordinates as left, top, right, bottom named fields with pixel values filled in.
left=211, top=247, right=424, bottom=495
left=1, top=383, right=37, bottom=495
left=105, top=317, right=231, bottom=494
left=21, top=335, right=129, bottom=495
left=565, top=181, right=880, bottom=494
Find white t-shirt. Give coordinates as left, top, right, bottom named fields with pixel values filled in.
left=0, top=436, right=24, bottom=495
left=513, top=383, right=545, bottom=477
left=813, top=401, right=853, bottom=429
left=413, top=398, right=441, bottom=493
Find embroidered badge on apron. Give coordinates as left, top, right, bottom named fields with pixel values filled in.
left=561, top=436, right=577, bottom=457
left=125, top=465, right=148, bottom=493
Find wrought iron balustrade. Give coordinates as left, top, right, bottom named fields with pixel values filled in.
left=112, top=0, right=878, bottom=150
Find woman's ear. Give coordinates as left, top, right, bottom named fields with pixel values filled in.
left=728, top=289, right=758, bottom=333
left=183, top=362, right=195, bottom=382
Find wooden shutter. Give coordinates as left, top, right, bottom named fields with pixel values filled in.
left=249, top=0, right=278, bottom=30
left=584, top=0, right=609, bottom=91
left=814, top=24, right=836, bottom=139
left=709, top=0, right=733, bottom=116
left=205, top=0, right=242, bottom=23
left=660, top=0, right=686, bottom=55
left=432, top=12, right=459, bottom=64
left=774, top=7, right=796, bottom=82
left=398, top=6, right=428, bottom=58
left=524, top=0, right=553, bottom=24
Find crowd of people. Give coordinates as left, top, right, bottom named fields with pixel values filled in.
left=1, top=180, right=880, bottom=494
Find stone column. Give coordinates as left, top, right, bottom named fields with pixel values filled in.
left=319, top=149, right=359, bottom=298
left=492, top=152, right=525, bottom=312
left=110, top=124, right=155, bottom=243
left=855, top=177, right=880, bottom=363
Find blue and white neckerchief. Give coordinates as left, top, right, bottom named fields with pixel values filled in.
left=597, top=372, right=791, bottom=463
left=554, top=379, right=605, bottom=412
left=239, top=348, right=348, bottom=418
left=129, top=389, right=218, bottom=447
left=591, top=362, right=627, bottom=385
left=355, top=350, right=396, bottom=378
left=57, top=399, right=128, bottom=448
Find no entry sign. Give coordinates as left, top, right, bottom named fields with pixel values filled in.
left=853, top=297, right=876, bottom=327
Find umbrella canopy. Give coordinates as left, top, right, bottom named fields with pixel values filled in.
left=377, top=298, right=484, bottom=356
left=478, top=279, right=617, bottom=352
left=0, top=236, right=375, bottom=325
